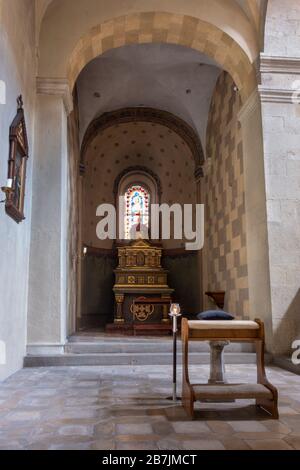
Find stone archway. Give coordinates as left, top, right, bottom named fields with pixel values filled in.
left=67, top=12, right=256, bottom=102
left=29, top=8, right=268, bottom=354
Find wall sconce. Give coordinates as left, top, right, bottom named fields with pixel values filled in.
left=72, top=246, right=88, bottom=264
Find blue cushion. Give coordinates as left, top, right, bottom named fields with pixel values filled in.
left=197, top=310, right=234, bottom=320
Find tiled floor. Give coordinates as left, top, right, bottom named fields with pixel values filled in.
left=0, top=364, right=299, bottom=450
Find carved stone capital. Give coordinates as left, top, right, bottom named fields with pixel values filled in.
left=37, top=77, right=73, bottom=115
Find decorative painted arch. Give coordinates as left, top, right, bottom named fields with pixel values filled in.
left=113, top=166, right=162, bottom=242
left=113, top=165, right=162, bottom=201
left=80, top=107, right=205, bottom=177
left=68, top=12, right=257, bottom=102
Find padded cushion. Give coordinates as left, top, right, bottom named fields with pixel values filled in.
left=197, top=310, right=234, bottom=320
left=188, top=320, right=259, bottom=330
left=192, top=383, right=272, bottom=400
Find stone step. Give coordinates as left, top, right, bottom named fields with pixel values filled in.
left=65, top=341, right=253, bottom=354
left=68, top=335, right=172, bottom=343
left=24, top=352, right=269, bottom=368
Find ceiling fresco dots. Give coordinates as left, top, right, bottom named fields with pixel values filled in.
left=83, top=120, right=197, bottom=249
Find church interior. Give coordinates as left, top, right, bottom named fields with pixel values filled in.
left=0, top=0, right=300, bottom=451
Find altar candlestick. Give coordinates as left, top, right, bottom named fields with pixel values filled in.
left=169, top=303, right=181, bottom=402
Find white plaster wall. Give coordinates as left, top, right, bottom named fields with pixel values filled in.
left=35, top=0, right=52, bottom=44
left=0, top=0, right=36, bottom=381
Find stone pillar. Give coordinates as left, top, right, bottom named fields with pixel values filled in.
left=238, top=91, right=273, bottom=350
left=258, top=54, right=300, bottom=355
left=27, top=78, right=73, bottom=354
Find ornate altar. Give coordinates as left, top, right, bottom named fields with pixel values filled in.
left=112, top=240, right=174, bottom=327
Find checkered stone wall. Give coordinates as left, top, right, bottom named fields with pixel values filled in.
left=204, top=71, right=249, bottom=318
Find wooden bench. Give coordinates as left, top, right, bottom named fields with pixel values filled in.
left=181, top=318, right=278, bottom=419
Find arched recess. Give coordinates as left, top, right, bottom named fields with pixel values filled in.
left=115, top=167, right=161, bottom=242
left=67, top=12, right=256, bottom=103
left=80, top=107, right=205, bottom=177
left=113, top=166, right=162, bottom=202
left=31, top=6, right=263, bottom=347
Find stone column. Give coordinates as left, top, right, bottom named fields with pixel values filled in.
left=258, top=54, right=300, bottom=355
left=27, top=78, right=73, bottom=355
left=238, top=91, right=273, bottom=350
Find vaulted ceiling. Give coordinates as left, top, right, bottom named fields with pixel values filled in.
left=36, top=0, right=267, bottom=151
left=36, top=0, right=266, bottom=38
left=235, top=0, right=266, bottom=39
left=36, top=0, right=267, bottom=59
left=76, top=43, right=220, bottom=149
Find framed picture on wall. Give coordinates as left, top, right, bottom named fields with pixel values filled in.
left=3, top=95, right=29, bottom=223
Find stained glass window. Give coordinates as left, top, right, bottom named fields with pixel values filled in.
left=124, top=185, right=150, bottom=239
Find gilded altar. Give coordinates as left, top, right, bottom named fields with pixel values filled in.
left=113, top=240, right=174, bottom=324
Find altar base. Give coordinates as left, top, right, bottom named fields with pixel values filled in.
left=105, top=322, right=172, bottom=336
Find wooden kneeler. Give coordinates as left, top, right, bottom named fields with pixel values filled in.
left=181, top=318, right=279, bottom=419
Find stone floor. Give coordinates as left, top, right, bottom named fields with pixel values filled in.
left=0, top=364, right=300, bottom=450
